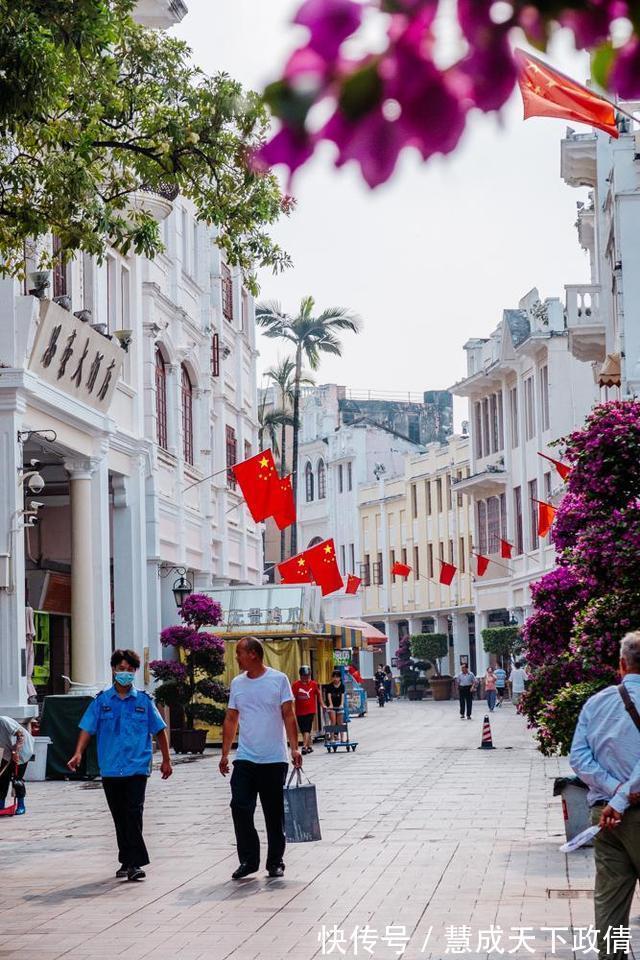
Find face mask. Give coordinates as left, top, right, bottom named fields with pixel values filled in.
left=114, top=671, right=135, bottom=687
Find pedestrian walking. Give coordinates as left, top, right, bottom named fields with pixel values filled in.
left=484, top=666, right=497, bottom=712
left=510, top=662, right=528, bottom=707
left=219, top=637, right=302, bottom=881
left=383, top=665, right=394, bottom=702
left=494, top=664, right=507, bottom=706
left=323, top=669, right=346, bottom=742
left=291, top=665, right=321, bottom=755
left=0, top=716, right=34, bottom=815
left=570, top=631, right=640, bottom=960
left=67, top=649, right=172, bottom=882
left=456, top=663, right=477, bottom=719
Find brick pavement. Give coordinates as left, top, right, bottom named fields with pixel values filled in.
left=0, top=700, right=638, bottom=960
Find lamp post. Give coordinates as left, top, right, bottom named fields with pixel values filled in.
left=172, top=574, right=193, bottom=609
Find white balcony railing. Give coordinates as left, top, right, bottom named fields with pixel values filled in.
left=565, top=284, right=606, bottom=363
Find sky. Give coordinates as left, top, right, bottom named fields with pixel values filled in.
left=173, top=3, right=592, bottom=421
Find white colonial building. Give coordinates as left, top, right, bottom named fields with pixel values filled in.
left=449, top=288, right=594, bottom=633
left=0, top=0, right=263, bottom=720
left=560, top=118, right=640, bottom=395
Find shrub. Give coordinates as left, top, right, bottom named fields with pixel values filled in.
left=481, top=626, right=521, bottom=664
left=411, top=634, right=448, bottom=676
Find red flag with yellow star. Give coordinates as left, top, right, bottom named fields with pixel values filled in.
left=271, top=475, right=296, bottom=530
left=278, top=551, right=313, bottom=584
left=232, top=449, right=279, bottom=522
left=304, top=538, right=344, bottom=596
left=515, top=49, right=619, bottom=139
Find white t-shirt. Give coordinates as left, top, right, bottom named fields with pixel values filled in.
left=228, top=667, right=293, bottom=764
left=0, top=716, right=35, bottom=764
left=510, top=667, right=528, bottom=694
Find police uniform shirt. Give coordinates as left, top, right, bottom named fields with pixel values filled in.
left=79, top=686, right=166, bottom=778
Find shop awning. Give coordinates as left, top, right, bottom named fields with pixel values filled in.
left=325, top=618, right=387, bottom=647
left=320, top=622, right=364, bottom=649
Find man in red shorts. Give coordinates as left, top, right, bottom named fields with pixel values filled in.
left=291, top=665, right=320, bottom=755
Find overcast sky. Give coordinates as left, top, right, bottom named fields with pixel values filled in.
left=174, top=3, right=591, bottom=420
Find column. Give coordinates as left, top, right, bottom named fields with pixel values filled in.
left=65, top=456, right=110, bottom=689
left=0, top=392, right=35, bottom=718
left=476, top=611, right=490, bottom=673
left=452, top=611, right=470, bottom=670
left=112, top=464, right=150, bottom=666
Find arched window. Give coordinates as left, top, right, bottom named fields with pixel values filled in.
left=305, top=461, right=314, bottom=502
left=155, top=348, right=168, bottom=450
left=181, top=365, right=194, bottom=465
left=307, top=536, right=323, bottom=548
left=317, top=458, right=326, bottom=499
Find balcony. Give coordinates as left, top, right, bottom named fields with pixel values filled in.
left=134, top=0, right=188, bottom=28
left=452, top=465, right=507, bottom=499
left=565, top=284, right=606, bottom=362
left=561, top=130, right=597, bottom=188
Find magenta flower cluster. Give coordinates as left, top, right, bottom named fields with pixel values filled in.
left=522, top=401, right=640, bottom=754
left=256, top=1, right=640, bottom=188
left=148, top=660, right=188, bottom=683
left=180, top=594, right=223, bottom=627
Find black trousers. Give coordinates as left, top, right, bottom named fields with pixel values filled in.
left=102, top=775, right=149, bottom=868
left=0, top=761, right=27, bottom=804
left=230, top=760, right=288, bottom=869
left=459, top=687, right=473, bottom=717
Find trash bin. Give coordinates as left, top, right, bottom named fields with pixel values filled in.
left=553, top=776, right=591, bottom=842
left=25, top=736, right=52, bottom=782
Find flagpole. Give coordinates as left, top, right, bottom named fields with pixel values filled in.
left=471, top=551, right=512, bottom=576
left=520, top=48, right=639, bottom=124
left=184, top=465, right=234, bottom=492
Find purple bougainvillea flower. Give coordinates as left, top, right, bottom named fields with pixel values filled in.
left=321, top=106, right=404, bottom=187
left=283, top=45, right=330, bottom=81
left=294, top=0, right=363, bottom=62
left=160, top=625, right=195, bottom=647
left=558, top=4, right=616, bottom=49
left=180, top=593, right=223, bottom=627
left=253, top=126, right=314, bottom=182
left=611, top=37, right=640, bottom=99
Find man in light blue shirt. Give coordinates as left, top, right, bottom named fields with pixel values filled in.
left=68, top=649, right=172, bottom=882
left=570, top=632, right=640, bottom=959
left=494, top=666, right=507, bottom=706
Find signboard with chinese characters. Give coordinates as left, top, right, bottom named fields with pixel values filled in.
left=333, top=648, right=353, bottom=666
left=205, top=585, right=322, bottom=635
left=29, top=300, right=123, bottom=412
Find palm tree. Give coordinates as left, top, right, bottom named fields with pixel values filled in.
left=256, top=296, right=362, bottom=555
left=264, top=356, right=315, bottom=559
left=257, top=391, right=293, bottom=458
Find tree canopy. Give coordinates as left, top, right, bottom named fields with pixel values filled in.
left=0, top=0, right=291, bottom=289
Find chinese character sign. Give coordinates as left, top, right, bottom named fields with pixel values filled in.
left=29, top=300, right=123, bottom=411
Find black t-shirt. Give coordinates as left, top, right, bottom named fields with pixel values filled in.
left=325, top=682, right=345, bottom=708
left=374, top=671, right=385, bottom=685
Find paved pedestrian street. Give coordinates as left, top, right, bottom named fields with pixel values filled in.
left=1, top=701, right=638, bottom=960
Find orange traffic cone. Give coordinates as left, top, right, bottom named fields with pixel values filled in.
left=478, top=714, right=495, bottom=750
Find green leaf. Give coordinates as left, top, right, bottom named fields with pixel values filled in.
left=591, top=41, right=616, bottom=91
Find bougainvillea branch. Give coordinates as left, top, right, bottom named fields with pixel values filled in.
left=257, top=0, right=640, bottom=188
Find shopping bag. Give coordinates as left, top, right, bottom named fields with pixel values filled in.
left=0, top=761, right=19, bottom=818
left=284, top=767, right=322, bottom=842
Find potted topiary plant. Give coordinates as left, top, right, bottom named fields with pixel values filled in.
left=397, top=634, right=423, bottom=699
left=411, top=634, right=452, bottom=700
left=150, top=593, right=228, bottom=754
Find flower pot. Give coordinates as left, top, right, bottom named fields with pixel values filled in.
left=406, top=689, right=424, bottom=701
left=429, top=677, right=453, bottom=701
left=171, top=728, right=207, bottom=754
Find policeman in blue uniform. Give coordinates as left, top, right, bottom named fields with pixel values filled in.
left=67, top=649, right=172, bottom=881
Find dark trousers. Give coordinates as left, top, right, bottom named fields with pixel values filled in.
left=459, top=687, right=473, bottom=717
left=0, top=761, right=27, bottom=804
left=384, top=679, right=392, bottom=702
left=230, top=760, right=288, bottom=869
left=102, top=775, right=149, bottom=868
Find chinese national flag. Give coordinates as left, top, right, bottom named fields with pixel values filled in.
left=536, top=500, right=557, bottom=538
left=278, top=551, right=313, bottom=584
left=538, top=452, right=572, bottom=482
left=345, top=574, right=361, bottom=595
left=232, top=450, right=279, bottom=522
left=305, top=538, right=344, bottom=596
left=476, top=555, right=490, bottom=577
left=391, top=561, right=411, bottom=578
left=500, top=539, right=513, bottom=560
left=515, top=49, right=619, bottom=139
left=439, top=561, right=456, bottom=586
left=271, top=475, right=296, bottom=530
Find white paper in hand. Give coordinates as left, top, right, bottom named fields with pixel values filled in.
left=559, top=825, right=600, bottom=853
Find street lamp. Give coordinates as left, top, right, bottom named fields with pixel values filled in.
left=172, top=574, right=193, bottom=609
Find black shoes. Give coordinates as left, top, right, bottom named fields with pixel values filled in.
left=127, top=867, right=146, bottom=882
left=267, top=862, right=285, bottom=878
left=232, top=862, right=258, bottom=881
left=115, top=865, right=129, bottom=878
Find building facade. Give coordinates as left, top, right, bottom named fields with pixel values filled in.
left=0, top=0, right=263, bottom=720
left=449, top=288, right=594, bottom=636
left=560, top=120, right=640, bottom=396
left=358, top=435, right=475, bottom=674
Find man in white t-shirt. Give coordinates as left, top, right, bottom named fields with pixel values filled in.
left=220, top=637, right=302, bottom=881
left=510, top=662, right=529, bottom=706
